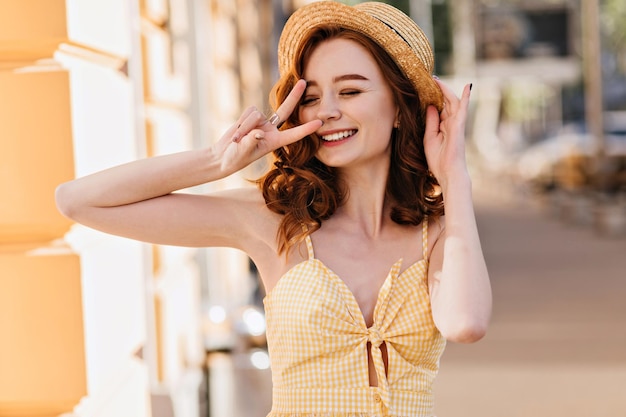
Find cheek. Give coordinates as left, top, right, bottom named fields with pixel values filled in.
left=298, top=106, right=314, bottom=123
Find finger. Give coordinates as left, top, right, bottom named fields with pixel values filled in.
left=435, top=80, right=472, bottom=123
left=252, top=129, right=265, bottom=140
left=433, top=78, right=459, bottom=100
left=275, top=119, right=323, bottom=148
left=460, top=83, right=472, bottom=112
left=424, top=106, right=441, bottom=141
left=232, top=107, right=267, bottom=142
left=237, top=106, right=256, bottom=126
left=433, top=79, right=463, bottom=112
left=452, top=83, right=471, bottom=123
left=223, top=106, right=255, bottom=141
left=273, top=79, right=307, bottom=124
left=230, top=106, right=258, bottom=142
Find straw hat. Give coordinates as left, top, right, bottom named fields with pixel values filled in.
left=278, top=1, right=443, bottom=112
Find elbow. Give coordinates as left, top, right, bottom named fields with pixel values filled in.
left=438, top=317, right=489, bottom=344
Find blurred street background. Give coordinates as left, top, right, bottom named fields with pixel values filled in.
left=434, top=179, right=626, bottom=416
left=2, top=0, right=625, bottom=417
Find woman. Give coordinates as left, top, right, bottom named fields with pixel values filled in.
left=56, top=2, right=491, bottom=416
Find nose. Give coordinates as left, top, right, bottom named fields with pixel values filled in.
left=316, top=95, right=341, bottom=121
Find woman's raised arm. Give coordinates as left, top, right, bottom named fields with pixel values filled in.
left=423, top=81, right=492, bottom=343
left=55, top=80, right=322, bottom=249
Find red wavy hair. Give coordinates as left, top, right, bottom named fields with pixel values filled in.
left=258, top=26, right=444, bottom=255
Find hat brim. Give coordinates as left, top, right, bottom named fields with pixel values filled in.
left=278, top=1, right=443, bottom=112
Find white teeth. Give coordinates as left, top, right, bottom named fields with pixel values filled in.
left=321, top=130, right=356, bottom=141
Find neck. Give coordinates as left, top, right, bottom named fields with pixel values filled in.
left=335, top=164, right=390, bottom=238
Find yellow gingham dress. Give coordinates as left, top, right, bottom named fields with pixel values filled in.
left=263, top=219, right=446, bottom=417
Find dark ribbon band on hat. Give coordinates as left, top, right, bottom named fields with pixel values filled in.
left=372, top=17, right=411, bottom=48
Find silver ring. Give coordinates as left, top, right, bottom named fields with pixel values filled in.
left=268, top=113, right=281, bottom=126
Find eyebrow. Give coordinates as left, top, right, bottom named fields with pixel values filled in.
left=306, top=74, right=370, bottom=87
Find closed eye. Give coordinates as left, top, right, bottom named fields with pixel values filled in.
left=300, top=96, right=319, bottom=106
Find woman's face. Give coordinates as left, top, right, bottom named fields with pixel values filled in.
left=299, top=37, right=398, bottom=170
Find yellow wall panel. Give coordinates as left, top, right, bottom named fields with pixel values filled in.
left=153, top=294, right=165, bottom=382
left=0, top=0, right=67, bottom=59
left=0, top=244, right=86, bottom=416
left=0, top=0, right=66, bottom=39
left=0, top=69, right=74, bottom=244
left=0, top=0, right=131, bottom=61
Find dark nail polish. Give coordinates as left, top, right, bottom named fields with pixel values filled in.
left=470, top=83, right=473, bottom=91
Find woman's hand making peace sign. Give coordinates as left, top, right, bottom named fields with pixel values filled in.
left=214, top=79, right=323, bottom=176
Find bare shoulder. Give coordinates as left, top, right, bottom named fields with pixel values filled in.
left=211, top=186, right=279, bottom=223
left=199, top=186, right=282, bottom=249
left=213, top=186, right=297, bottom=290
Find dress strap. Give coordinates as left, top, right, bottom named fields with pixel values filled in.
left=422, top=216, right=429, bottom=261
left=304, top=235, right=315, bottom=260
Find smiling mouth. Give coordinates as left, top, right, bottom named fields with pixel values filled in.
left=320, top=130, right=357, bottom=142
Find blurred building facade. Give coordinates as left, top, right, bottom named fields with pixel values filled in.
left=444, top=0, right=585, bottom=166
left=0, top=0, right=275, bottom=416
left=439, top=0, right=626, bottom=237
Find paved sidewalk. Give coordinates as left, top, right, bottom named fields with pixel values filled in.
left=434, top=190, right=626, bottom=416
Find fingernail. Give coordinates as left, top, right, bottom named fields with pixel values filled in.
left=432, top=75, right=440, bottom=80
left=232, top=133, right=241, bottom=142
left=469, top=83, right=473, bottom=91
